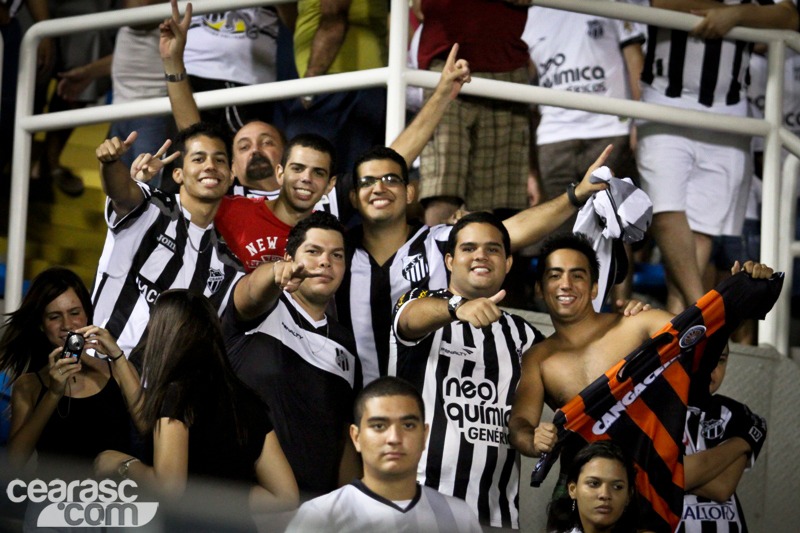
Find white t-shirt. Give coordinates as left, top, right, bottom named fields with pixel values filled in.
left=111, top=27, right=166, bottom=104
left=184, top=8, right=279, bottom=85
left=523, top=6, right=645, bottom=145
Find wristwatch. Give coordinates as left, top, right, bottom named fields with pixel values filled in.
left=118, top=458, right=140, bottom=479
left=448, top=294, right=467, bottom=320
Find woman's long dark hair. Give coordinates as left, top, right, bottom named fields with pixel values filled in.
left=546, top=441, right=641, bottom=533
left=137, top=290, right=249, bottom=442
left=0, top=267, right=93, bottom=383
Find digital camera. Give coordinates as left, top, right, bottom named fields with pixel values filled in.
left=61, top=332, right=85, bottom=361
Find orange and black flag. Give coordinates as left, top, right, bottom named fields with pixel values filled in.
left=530, top=270, right=783, bottom=533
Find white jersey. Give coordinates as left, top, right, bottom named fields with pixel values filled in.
left=92, top=183, right=243, bottom=357
left=338, top=224, right=452, bottom=386
left=286, top=480, right=482, bottom=533
left=627, top=0, right=797, bottom=115
left=523, top=6, right=645, bottom=145
left=111, top=27, right=166, bottom=104
left=392, top=289, right=543, bottom=529
left=184, top=8, right=278, bottom=85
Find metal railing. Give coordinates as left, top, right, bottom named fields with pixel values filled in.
left=7, top=0, right=800, bottom=353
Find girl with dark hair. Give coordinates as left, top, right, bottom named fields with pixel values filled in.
left=95, top=290, right=298, bottom=512
left=2, top=267, right=142, bottom=468
left=547, top=441, right=650, bottom=533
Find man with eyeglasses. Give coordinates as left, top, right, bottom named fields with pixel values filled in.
left=338, top=144, right=611, bottom=387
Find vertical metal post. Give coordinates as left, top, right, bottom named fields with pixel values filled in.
left=759, top=39, right=785, bottom=351
left=385, top=0, right=409, bottom=145
left=775, top=154, right=799, bottom=356
left=5, top=29, right=38, bottom=311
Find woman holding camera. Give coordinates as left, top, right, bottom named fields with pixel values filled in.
left=1, top=267, right=142, bottom=468
left=95, top=290, right=299, bottom=513
left=547, top=441, right=651, bottom=533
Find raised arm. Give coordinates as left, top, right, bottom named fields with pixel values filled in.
left=234, top=260, right=316, bottom=321
left=509, top=346, right=554, bottom=457
left=160, top=0, right=201, bottom=130
left=389, top=44, right=471, bottom=166
left=303, top=0, right=351, bottom=79
left=395, top=290, right=505, bottom=342
left=96, top=132, right=146, bottom=218
left=503, top=145, right=612, bottom=251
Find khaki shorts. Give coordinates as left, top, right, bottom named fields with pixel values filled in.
left=419, top=62, right=529, bottom=212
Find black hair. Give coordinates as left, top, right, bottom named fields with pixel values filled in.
left=447, top=212, right=511, bottom=257
left=137, top=290, right=253, bottom=443
left=174, top=122, right=232, bottom=169
left=280, top=133, right=336, bottom=178
left=353, top=376, right=425, bottom=426
left=285, top=211, right=346, bottom=259
left=352, top=146, right=409, bottom=187
left=239, top=118, right=288, bottom=149
left=0, top=267, right=93, bottom=383
left=535, top=233, right=600, bottom=285
left=546, top=441, right=641, bottom=533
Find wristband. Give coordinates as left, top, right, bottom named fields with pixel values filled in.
left=118, top=457, right=140, bottom=479
left=567, top=182, right=585, bottom=208
left=165, top=72, right=187, bottom=83
left=109, top=351, right=125, bottom=362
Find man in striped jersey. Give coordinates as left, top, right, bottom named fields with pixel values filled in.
left=223, top=212, right=361, bottom=497
left=623, top=0, right=798, bottom=315
left=286, top=376, right=482, bottom=532
left=93, top=122, right=244, bottom=359
left=392, top=213, right=545, bottom=529
left=509, top=234, right=771, bottom=494
left=341, top=144, right=611, bottom=387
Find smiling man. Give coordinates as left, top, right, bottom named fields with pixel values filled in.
left=222, top=212, right=361, bottom=497
left=92, top=122, right=244, bottom=358
left=215, top=133, right=337, bottom=271
left=392, top=213, right=544, bottom=529
left=286, top=376, right=482, bottom=532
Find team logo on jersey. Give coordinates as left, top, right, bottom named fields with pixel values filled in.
left=402, top=254, right=429, bottom=283
left=702, top=418, right=725, bottom=440
left=207, top=268, right=225, bottom=294
left=335, top=347, right=350, bottom=372
left=679, top=325, right=707, bottom=348
left=749, top=426, right=764, bottom=443
left=439, top=343, right=474, bottom=359
left=587, top=20, right=604, bottom=39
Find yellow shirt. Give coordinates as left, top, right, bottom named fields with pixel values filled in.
left=294, top=0, right=388, bottom=77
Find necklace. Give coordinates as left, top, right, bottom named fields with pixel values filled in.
left=181, top=211, right=213, bottom=254
left=288, top=295, right=330, bottom=355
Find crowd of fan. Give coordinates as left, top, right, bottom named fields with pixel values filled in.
left=0, top=0, right=796, bottom=531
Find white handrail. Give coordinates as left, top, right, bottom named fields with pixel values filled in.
left=8, top=0, right=800, bottom=353
left=776, top=154, right=799, bottom=356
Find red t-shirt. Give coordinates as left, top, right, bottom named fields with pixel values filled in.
left=215, top=196, right=292, bottom=272
left=418, top=0, right=528, bottom=73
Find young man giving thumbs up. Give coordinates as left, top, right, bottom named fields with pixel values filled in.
left=392, top=212, right=544, bottom=530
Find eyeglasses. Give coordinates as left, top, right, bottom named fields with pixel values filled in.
left=357, top=173, right=406, bottom=189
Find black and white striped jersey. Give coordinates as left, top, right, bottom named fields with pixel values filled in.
left=628, top=0, right=797, bottom=112
left=92, top=183, right=243, bottom=357
left=286, top=480, right=482, bottom=533
left=228, top=179, right=340, bottom=219
left=223, top=290, right=361, bottom=495
left=677, top=395, right=762, bottom=533
left=392, top=288, right=544, bottom=529
left=337, top=224, right=452, bottom=386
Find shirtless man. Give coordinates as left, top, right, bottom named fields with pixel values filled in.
left=509, top=233, right=773, bottom=467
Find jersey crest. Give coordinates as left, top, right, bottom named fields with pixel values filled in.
left=402, top=253, right=429, bottom=283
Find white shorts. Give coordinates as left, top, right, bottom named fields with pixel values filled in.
left=636, top=122, right=751, bottom=236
